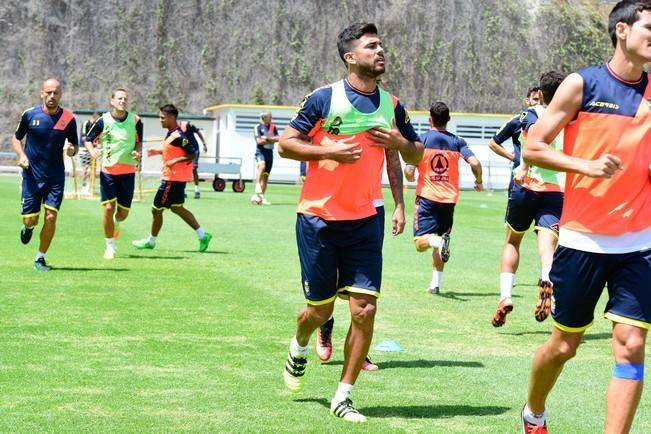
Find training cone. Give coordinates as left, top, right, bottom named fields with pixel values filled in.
left=375, top=340, right=403, bottom=352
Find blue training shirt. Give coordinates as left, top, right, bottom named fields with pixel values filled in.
left=15, top=105, right=78, bottom=181
left=492, top=114, right=522, bottom=169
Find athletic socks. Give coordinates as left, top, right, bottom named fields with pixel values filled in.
left=290, top=336, right=308, bottom=358
left=35, top=251, right=46, bottom=261
left=428, top=235, right=442, bottom=248
left=522, top=403, right=547, bottom=425
left=333, top=382, right=354, bottom=406
left=105, top=238, right=116, bottom=248
left=196, top=227, right=206, bottom=239
left=194, top=185, right=200, bottom=193
left=148, top=235, right=157, bottom=244
left=500, top=272, right=515, bottom=301
left=430, top=270, right=442, bottom=289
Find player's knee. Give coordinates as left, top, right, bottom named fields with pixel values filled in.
left=43, top=211, right=58, bottom=224
left=614, top=333, right=646, bottom=361
left=350, top=301, right=377, bottom=325
left=170, top=206, right=183, bottom=215
left=23, top=215, right=39, bottom=227
left=552, top=339, right=579, bottom=362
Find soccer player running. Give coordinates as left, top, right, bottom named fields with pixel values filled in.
left=521, top=2, right=651, bottom=432
left=487, top=87, right=539, bottom=181
left=251, top=111, right=279, bottom=205
left=132, top=104, right=212, bottom=252
left=404, top=102, right=483, bottom=295
left=490, top=71, right=566, bottom=328
left=12, top=78, right=78, bottom=271
left=84, top=88, right=142, bottom=259
left=279, top=22, right=423, bottom=422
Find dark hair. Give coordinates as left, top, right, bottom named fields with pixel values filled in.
left=337, top=22, right=379, bottom=65
left=429, top=101, right=451, bottom=126
left=608, top=1, right=651, bottom=47
left=526, top=87, right=540, bottom=98
left=159, top=104, right=179, bottom=117
left=539, top=71, right=566, bottom=104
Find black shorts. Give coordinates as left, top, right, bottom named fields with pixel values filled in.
left=100, top=172, right=135, bottom=209
left=153, top=180, right=186, bottom=209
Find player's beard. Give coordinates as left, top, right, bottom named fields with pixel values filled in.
left=358, top=61, right=385, bottom=80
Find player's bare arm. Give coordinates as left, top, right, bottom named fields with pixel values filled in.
left=524, top=73, right=622, bottom=178
left=11, top=135, right=29, bottom=169
left=368, top=119, right=423, bottom=164
left=487, top=139, right=515, bottom=162
left=467, top=156, right=483, bottom=191
left=385, top=149, right=405, bottom=235
left=279, top=125, right=362, bottom=163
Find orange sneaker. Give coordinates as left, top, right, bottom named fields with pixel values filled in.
left=534, top=280, right=553, bottom=322
left=521, top=405, right=548, bottom=434
left=491, top=298, right=513, bottom=327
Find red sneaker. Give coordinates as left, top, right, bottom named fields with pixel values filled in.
left=315, top=318, right=333, bottom=361
left=521, top=405, right=548, bottom=434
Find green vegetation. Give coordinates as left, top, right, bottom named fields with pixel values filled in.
left=0, top=177, right=648, bottom=432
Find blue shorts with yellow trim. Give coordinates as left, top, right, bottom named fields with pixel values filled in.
left=505, top=184, right=562, bottom=233
left=21, top=173, right=64, bottom=215
left=296, top=212, right=382, bottom=305
left=100, top=172, right=135, bottom=209
left=153, top=180, right=186, bottom=209
left=254, top=147, right=273, bottom=174
left=551, top=246, right=651, bottom=332
left=413, top=196, right=455, bottom=237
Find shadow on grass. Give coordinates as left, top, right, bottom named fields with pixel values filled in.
left=324, top=359, right=483, bottom=369
left=181, top=250, right=228, bottom=254
left=437, top=292, right=522, bottom=301
left=125, top=255, right=187, bottom=260
left=294, top=398, right=509, bottom=418
left=52, top=267, right=130, bottom=272
left=500, top=330, right=549, bottom=337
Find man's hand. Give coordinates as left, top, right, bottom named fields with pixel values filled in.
left=18, top=154, right=29, bottom=169
left=89, top=147, right=101, bottom=159
left=320, top=136, right=362, bottom=163
left=64, top=143, right=76, bottom=157
left=391, top=205, right=405, bottom=236
left=404, top=165, right=416, bottom=182
left=147, top=148, right=162, bottom=157
left=474, top=180, right=484, bottom=191
left=513, top=168, right=527, bottom=185
left=368, top=119, right=406, bottom=151
left=131, top=150, right=141, bottom=162
left=581, top=154, right=622, bottom=178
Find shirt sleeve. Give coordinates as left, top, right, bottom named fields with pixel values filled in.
left=135, top=119, right=143, bottom=144
left=394, top=100, right=420, bottom=143
left=521, top=109, right=539, bottom=133
left=288, top=86, right=331, bottom=135
left=458, top=137, right=475, bottom=161
left=85, top=118, right=104, bottom=142
left=67, top=118, right=79, bottom=146
left=14, top=111, right=30, bottom=141
left=492, top=115, right=518, bottom=144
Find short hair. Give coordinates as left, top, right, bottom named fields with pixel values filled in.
left=337, top=22, right=379, bottom=65
left=260, top=111, right=272, bottom=119
left=429, top=101, right=451, bottom=126
left=159, top=104, right=179, bottom=117
left=539, top=71, right=566, bottom=104
left=111, top=87, right=128, bottom=98
left=608, top=1, right=651, bottom=47
left=526, top=87, right=540, bottom=98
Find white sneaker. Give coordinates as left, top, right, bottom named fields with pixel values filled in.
left=103, top=246, right=116, bottom=260
left=261, top=198, right=272, bottom=206
left=330, top=398, right=367, bottom=423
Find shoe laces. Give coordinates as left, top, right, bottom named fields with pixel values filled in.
left=332, top=398, right=361, bottom=417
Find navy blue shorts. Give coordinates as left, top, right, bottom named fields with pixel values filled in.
left=551, top=246, right=651, bottom=332
left=505, top=184, right=562, bottom=234
left=21, top=173, right=64, bottom=216
left=413, top=196, right=455, bottom=237
left=296, top=213, right=383, bottom=305
left=100, top=172, right=135, bottom=209
left=153, top=180, right=186, bottom=210
left=255, top=147, right=273, bottom=174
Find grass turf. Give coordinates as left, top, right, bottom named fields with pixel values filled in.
left=0, top=175, right=648, bottom=433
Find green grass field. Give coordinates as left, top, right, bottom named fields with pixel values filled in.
left=0, top=175, right=649, bottom=433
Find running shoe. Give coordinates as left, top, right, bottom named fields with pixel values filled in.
left=316, top=318, right=334, bottom=361
left=33, top=257, right=51, bottom=272
left=199, top=233, right=213, bottom=252
left=283, top=351, right=307, bottom=393
left=132, top=239, right=155, bottom=250
left=330, top=398, right=367, bottom=423
left=362, top=356, right=379, bottom=371
left=491, top=298, right=514, bottom=327
left=534, top=280, right=553, bottom=322
left=20, top=225, right=33, bottom=245
left=439, top=233, right=451, bottom=263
